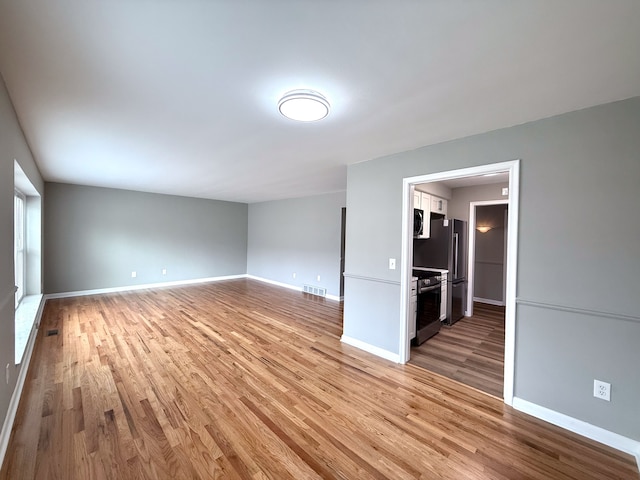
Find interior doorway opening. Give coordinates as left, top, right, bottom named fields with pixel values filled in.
left=468, top=201, right=509, bottom=316
left=411, top=200, right=509, bottom=398
left=399, top=160, right=519, bottom=405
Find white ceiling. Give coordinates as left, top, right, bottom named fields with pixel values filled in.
left=1, top=1, right=639, bottom=204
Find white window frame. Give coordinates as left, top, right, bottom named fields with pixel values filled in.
left=14, top=189, right=26, bottom=308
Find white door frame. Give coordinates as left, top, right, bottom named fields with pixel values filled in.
left=467, top=199, right=509, bottom=317
left=399, top=159, right=520, bottom=405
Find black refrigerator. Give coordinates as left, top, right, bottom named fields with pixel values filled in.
left=414, top=218, right=468, bottom=325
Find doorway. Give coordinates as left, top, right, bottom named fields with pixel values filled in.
left=399, top=160, right=519, bottom=405
left=410, top=201, right=509, bottom=397
left=468, top=201, right=509, bottom=316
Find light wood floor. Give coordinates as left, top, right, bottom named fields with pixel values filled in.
left=2, top=279, right=637, bottom=479
left=410, top=303, right=505, bottom=398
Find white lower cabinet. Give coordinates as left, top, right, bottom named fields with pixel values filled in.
left=409, top=278, right=417, bottom=340
left=440, top=273, right=447, bottom=321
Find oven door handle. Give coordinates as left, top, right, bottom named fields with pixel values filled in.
left=419, top=284, right=441, bottom=294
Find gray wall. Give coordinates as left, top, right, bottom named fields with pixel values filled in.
left=474, top=204, right=507, bottom=302
left=0, top=75, right=44, bottom=435
left=247, top=192, right=346, bottom=298
left=448, top=182, right=509, bottom=221
left=44, top=183, right=248, bottom=293
left=343, top=97, right=640, bottom=441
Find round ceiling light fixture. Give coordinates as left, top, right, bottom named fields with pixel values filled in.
left=278, top=89, right=330, bottom=122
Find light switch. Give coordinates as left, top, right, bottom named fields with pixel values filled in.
left=389, top=258, right=396, bottom=270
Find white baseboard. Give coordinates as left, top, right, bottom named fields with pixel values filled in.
left=246, top=275, right=303, bottom=292
left=473, top=296, right=505, bottom=306
left=0, top=296, right=45, bottom=467
left=247, top=275, right=341, bottom=302
left=45, top=274, right=344, bottom=303
left=340, top=335, right=400, bottom=363
left=513, top=397, right=640, bottom=467
left=44, top=274, right=248, bottom=299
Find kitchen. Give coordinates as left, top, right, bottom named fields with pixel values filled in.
left=409, top=174, right=509, bottom=397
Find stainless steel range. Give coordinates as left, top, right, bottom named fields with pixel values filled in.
left=412, top=270, right=442, bottom=345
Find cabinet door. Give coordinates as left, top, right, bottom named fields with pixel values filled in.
left=409, top=296, right=417, bottom=339
left=420, top=192, right=431, bottom=211
left=420, top=192, right=431, bottom=237
left=431, top=196, right=448, bottom=215
left=440, top=284, right=447, bottom=320
left=413, top=190, right=422, bottom=209
left=439, top=273, right=448, bottom=320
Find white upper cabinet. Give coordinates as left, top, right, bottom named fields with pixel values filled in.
left=413, top=190, right=431, bottom=238
left=431, top=196, right=448, bottom=216
left=413, top=190, right=421, bottom=209
left=420, top=192, right=431, bottom=213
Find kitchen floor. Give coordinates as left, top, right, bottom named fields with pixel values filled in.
left=409, top=302, right=505, bottom=398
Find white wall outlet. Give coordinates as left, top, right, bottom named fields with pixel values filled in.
left=292, top=272, right=296, bottom=279
left=502, top=187, right=509, bottom=196
left=593, top=379, right=611, bottom=401
left=162, top=268, right=167, bottom=275
left=316, top=275, right=321, bottom=282
left=389, top=258, right=396, bottom=270
left=6, top=363, right=9, bottom=384
left=131, top=271, right=137, bottom=278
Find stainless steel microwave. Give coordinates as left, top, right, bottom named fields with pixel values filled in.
left=413, top=209, right=424, bottom=237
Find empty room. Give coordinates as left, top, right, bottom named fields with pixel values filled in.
left=1, top=2, right=639, bottom=479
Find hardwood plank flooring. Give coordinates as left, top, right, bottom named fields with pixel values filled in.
left=2, top=279, right=637, bottom=479
left=409, top=303, right=505, bottom=398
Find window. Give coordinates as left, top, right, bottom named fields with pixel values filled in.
left=14, top=189, right=25, bottom=307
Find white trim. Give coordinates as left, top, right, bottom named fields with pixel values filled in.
left=517, top=298, right=639, bottom=324
left=33, top=293, right=45, bottom=329
left=473, top=297, right=505, bottom=307
left=400, top=160, right=519, bottom=407
left=44, top=274, right=247, bottom=299
left=513, top=397, right=640, bottom=467
left=0, top=296, right=45, bottom=467
left=247, top=275, right=342, bottom=301
left=44, top=274, right=344, bottom=302
left=503, top=160, right=520, bottom=406
left=246, top=274, right=302, bottom=292
left=14, top=189, right=26, bottom=307
left=398, top=183, right=413, bottom=365
left=342, top=273, right=400, bottom=285
left=340, top=335, right=401, bottom=363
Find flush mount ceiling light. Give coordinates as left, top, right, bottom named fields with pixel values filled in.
left=278, top=89, right=330, bottom=122
left=477, top=225, right=492, bottom=233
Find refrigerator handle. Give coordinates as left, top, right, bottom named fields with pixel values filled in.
left=453, top=233, right=459, bottom=278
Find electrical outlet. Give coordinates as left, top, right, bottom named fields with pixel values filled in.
left=389, top=258, right=396, bottom=270
left=502, top=187, right=509, bottom=196
left=162, top=268, right=167, bottom=275
left=316, top=275, right=321, bottom=282
left=593, top=379, right=611, bottom=401
left=131, top=271, right=137, bottom=278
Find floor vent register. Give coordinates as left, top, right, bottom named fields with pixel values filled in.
left=303, top=285, right=327, bottom=297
